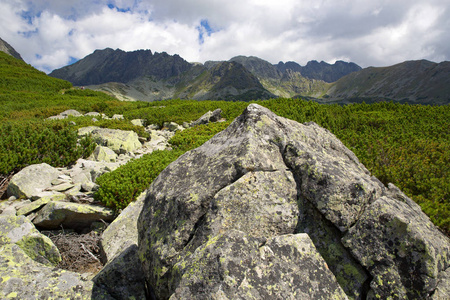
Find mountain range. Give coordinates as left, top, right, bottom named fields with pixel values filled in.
left=1, top=37, right=448, bottom=104
left=49, top=48, right=360, bottom=102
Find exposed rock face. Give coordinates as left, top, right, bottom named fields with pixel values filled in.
left=0, top=37, right=23, bottom=61
left=138, top=104, right=450, bottom=299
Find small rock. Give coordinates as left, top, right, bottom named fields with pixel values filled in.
left=131, top=119, right=145, bottom=126
left=60, top=109, right=82, bottom=117
left=85, top=112, right=101, bottom=117
left=47, top=182, right=75, bottom=192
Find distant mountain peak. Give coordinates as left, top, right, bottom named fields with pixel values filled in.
left=277, top=60, right=362, bottom=83
left=49, top=48, right=191, bottom=86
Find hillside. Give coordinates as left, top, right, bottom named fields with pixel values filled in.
left=326, top=60, right=450, bottom=104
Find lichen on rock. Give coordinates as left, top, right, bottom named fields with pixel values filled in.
left=138, top=103, right=450, bottom=299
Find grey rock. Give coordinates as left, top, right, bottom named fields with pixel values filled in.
left=342, top=196, right=450, bottom=299
left=85, top=111, right=101, bottom=116
left=7, top=163, right=62, bottom=199
left=93, top=244, right=146, bottom=300
left=78, top=126, right=142, bottom=154
left=46, top=114, right=67, bottom=120
left=147, top=123, right=160, bottom=130
left=81, top=182, right=99, bottom=192
left=131, top=119, right=145, bottom=126
left=0, top=214, right=61, bottom=266
left=33, top=201, right=115, bottom=230
left=112, top=114, right=124, bottom=120
left=101, top=192, right=145, bottom=262
left=170, top=230, right=347, bottom=300
left=163, top=121, right=183, bottom=132
left=92, top=192, right=147, bottom=299
left=91, top=145, right=118, bottom=162
left=0, top=244, right=113, bottom=299
left=47, top=182, right=75, bottom=192
left=138, top=104, right=450, bottom=299
left=16, top=194, right=66, bottom=216
left=432, top=267, right=450, bottom=300
left=60, top=109, right=82, bottom=117
left=190, top=108, right=223, bottom=126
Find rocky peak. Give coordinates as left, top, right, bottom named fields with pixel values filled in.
left=0, top=37, right=23, bottom=61
left=49, top=48, right=192, bottom=86
left=229, top=55, right=283, bottom=80
left=138, top=104, right=450, bottom=299
left=277, top=59, right=362, bottom=82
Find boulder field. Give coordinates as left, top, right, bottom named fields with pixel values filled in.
left=1, top=105, right=449, bottom=299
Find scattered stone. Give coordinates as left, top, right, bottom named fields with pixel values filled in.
left=7, top=163, right=62, bottom=199
left=147, top=124, right=160, bottom=130
left=47, top=182, right=75, bottom=192
left=17, top=196, right=55, bottom=216
left=78, top=126, right=142, bottom=154
left=91, top=145, right=118, bottom=162
left=112, top=114, right=124, bottom=120
left=190, top=108, right=223, bottom=126
left=81, top=182, right=99, bottom=193
left=33, top=201, right=115, bottom=231
left=85, top=112, right=101, bottom=117
left=60, top=109, right=82, bottom=117
left=163, top=121, right=183, bottom=132
left=131, top=119, right=145, bottom=126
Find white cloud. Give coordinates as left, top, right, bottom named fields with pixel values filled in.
left=0, top=0, right=448, bottom=73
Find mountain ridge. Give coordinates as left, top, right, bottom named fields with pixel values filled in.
left=326, top=59, right=450, bottom=105
left=47, top=47, right=449, bottom=104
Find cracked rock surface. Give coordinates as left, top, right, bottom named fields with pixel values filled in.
left=138, top=104, right=450, bottom=299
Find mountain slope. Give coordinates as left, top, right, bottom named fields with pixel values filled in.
left=175, top=61, right=275, bottom=101
left=326, top=60, right=450, bottom=104
left=228, top=56, right=329, bottom=98
left=0, top=37, right=23, bottom=61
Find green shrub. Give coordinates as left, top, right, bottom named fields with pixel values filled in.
left=0, top=120, right=95, bottom=174
left=94, top=121, right=230, bottom=210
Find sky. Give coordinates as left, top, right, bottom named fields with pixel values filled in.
left=1, top=0, right=449, bottom=73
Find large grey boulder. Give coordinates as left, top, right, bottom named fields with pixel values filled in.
left=7, top=163, right=62, bottom=199
left=138, top=104, right=450, bottom=299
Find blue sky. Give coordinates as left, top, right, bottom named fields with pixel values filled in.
left=1, top=0, right=449, bottom=73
